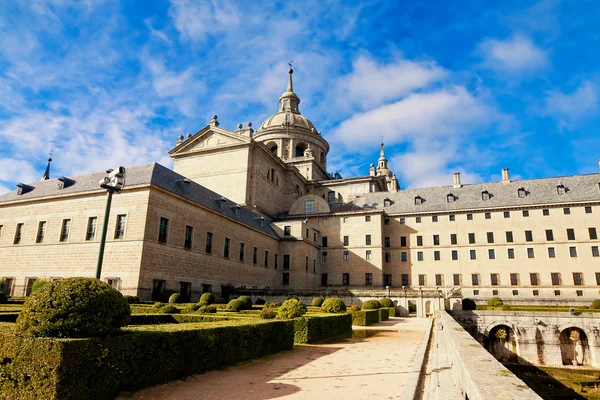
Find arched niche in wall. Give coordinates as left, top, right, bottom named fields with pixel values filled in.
left=289, top=194, right=331, bottom=216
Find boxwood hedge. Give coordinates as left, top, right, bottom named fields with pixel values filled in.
left=350, top=309, right=379, bottom=326
left=377, top=308, right=389, bottom=322
left=293, top=313, right=352, bottom=343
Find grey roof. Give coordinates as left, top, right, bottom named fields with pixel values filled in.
left=352, top=174, right=600, bottom=215
left=0, top=163, right=279, bottom=238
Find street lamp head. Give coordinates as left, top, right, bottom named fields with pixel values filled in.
left=100, top=166, right=126, bottom=192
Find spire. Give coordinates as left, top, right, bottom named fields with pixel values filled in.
left=379, top=140, right=386, bottom=161
left=287, top=64, right=294, bottom=92
left=41, top=157, right=52, bottom=181
left=377, top=140, right=392, bottom=176
left=278, top=63, right=301, bottom=114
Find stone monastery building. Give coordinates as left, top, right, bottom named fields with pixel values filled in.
left=1, top=68, right=599, bottom=303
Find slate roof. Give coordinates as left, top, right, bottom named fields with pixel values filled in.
left=352, top=174, right=600, bottom=215
left=0, top=163, right=279, bottom=238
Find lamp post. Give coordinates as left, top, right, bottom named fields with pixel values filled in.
left=95, top=167, right=126, bottom=279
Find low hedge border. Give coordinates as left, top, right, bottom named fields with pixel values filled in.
left=0, top=319, right=294, bottom=400
left=378, top=308, right=389, bottom=322
left=350, top=309, right=379, bottom=326
left=293, top=313, right=352, bottom=344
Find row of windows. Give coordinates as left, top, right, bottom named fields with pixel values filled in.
left=473, top=289, right=587, bottom=297
left=416, top=272, right=593, bottom=287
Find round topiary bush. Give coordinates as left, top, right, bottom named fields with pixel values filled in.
left=197, top=305, right=217, bottom=314
left=200, top=292, right=215, bottom=304
left=487, top=297, right=503, bottom=307
left=214, top=297, right=227, bottom=304
left=168, top=293, right=181, bottom=304
left=321, top=298, right=347, bottom=313
left=260, top=307, right=277, bottom=319
left=379, top=298, right=394, bottom=307
left=462, top=298, right=476, bottom=310
left=311, top=297, right=324, bottom=307
left=590, top=300, right=600, bottom=310
left=15, top=278, right=131, bottom=338
left=226, top=299, right=244, bottom=311
left=123, top=295, right=140, bottom=304
left=30, top=279, right=50, bottom=294
left=237, top=296, right=252, bottom=310
left=277, top=299, right=307, bottom=319
left=0, top=293, right=7, bottom=304
left=361, top=300, right=381, bottom=310
left=159, top=304, right=179, bottom=314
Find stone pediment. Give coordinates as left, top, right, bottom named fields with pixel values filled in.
left=169, top=126, right=250, bottom=157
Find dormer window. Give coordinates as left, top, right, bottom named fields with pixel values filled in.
left=384, top=198, right=392, bottom=207
left=556, top=184, right=566, bottom=195
left=481, top=190, right=490, bottom=201
left=517, top=188, right=527, bottom=198
left=414, top=196, right=423, bottom=206
left=447, top=193, right=455, bottom=203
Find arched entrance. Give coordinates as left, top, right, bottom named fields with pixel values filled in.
left=560, top=327, right=590, bottom=366
left=488, top=325, right=519, bottom=362
left=295, top=142, right=307, bottom=157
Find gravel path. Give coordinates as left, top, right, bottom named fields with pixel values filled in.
left=118, top=318, right=431, bottom=400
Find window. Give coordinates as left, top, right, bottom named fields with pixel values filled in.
left=585, top=206, right=593, bottom=214
left=548, top=247, right=556, bottom=258
left=313, top=259, right=316, bottom=274
left=401, top=252, right=408, bottom=262
left=282, top=273, right=290, bottom=286
left=365, top=216, right=371, bottom=222
left=304, top=200, right=314, bottom=214
left=596, top=273, right=600, bottom=285
left=322, top=252, right=328, bottom=261
left=365, top=273, right=373, bottom=285
left=327, top=191, right=335, bottom=203
left=450, top=234, right=457, bottom=245
left=517, top=188, right=527, bottom=198
left=569, top=246, right=578, bottom=257
left=512, top=290, right=519, bottom=296
left=343, top=236, right=349, bottom=246
left=384, top=218, right=390, bottom=225
left=593, top=246, right=599, bottom=257
left=545, top=229, right=554, bottom=241
left=551, top=272, right=561, bottom=286
left=402, top=274, right=409, bottom=286
left=453, top=274, right=461, bottom=286
left=384, top=274, right=392, bottom=286
left=418, top=274, right=426, bottom=286
left=385, top=252, right=391, bottom=262
left=506, top=231, right=514, bottom=243
left=467, top=213, right=473, bottom=220
left=115, top=215, right=126, bottom=239
left=321, top=273, right=328, bottom=286
left=471, top=274, right=479, bottom=286
left=435, top=274, right=443, bottom=286
left=415, top=217, right=421, bottom=223
left=527, top=248, right=535, bottom=258
left=322, top=236, right=328, bottom=247
left=36, top=221, right=46, bottom=243
left=543, top=209, right=550, bottom=216
left=400, top=236, right=407, bottom=247
left=522, top=210, right=529, bottom=217
left=416, top=236, right=423, bottom=246
left=343, top=251, right=349, bottom=261
left=508, top=248, right=515, bottom=259
left=85, top=217, right=97, bottom=241
left=564, top=207, right=571, bottom=215
left=530, top=273, right=539, bottom=286
left=504, top=211, right=510, bottom=218
left=366, top=250, right=372, bottom=260
left=554, top=290, right=561, bottom=296
left=468, top=233, right=475, bottom=244
left=434, top=250, right=440, bottom=261
left=576, top=290, right=584, bottom=297
left=487, top=232, right=494, bottom=244
left=253, top=247, right=258, bottom=264
left=417, top=251, right=423, bottom=261
left=482, top=191, right=490, bottom=201
left=158, top=217, right=169, bottom=243
left=342, top=273, right=350, bottom=285
left=224, top=238, right=230, bottom=258
left=433, top=235, right=440, bottom=245
left=490, top=273, right=499, bottom=286
left=384, top=198, right=392, bottom=207
left=414, top=196, right=423, bottom=205
left=151, top=279, right=166, bottom=301
left=239, top=243, right=245, bottom=261
left=275, top=254, right=279, bottom=269
left=451, top=250, right=458, bottom=260
left=589, top=228, right=598, bottom=240
left=492, top=290, right=499, bottom=296
left=470, top=249, right=476, bottom=260
left=184, top=226, right=193, bottom=249
left=432, top=216, right=438, bottom=222
left=59, top=219, right=71, bottom=242
left=488, top=249, right=495, bottom=259
left=384, top=237, right=391, bottom=247
left=284, top=226, right=291, bottom=236
left=573, top=272, right=583, bottom=286
left=205, top=232, right=213, bottom=254
left=305, top=256, right=308, bottom=272
left=447, top=194, right=455, bottom=203
left=525, top=230, right=533, bottom=242
left=557, top=184, right=566, bottom=195
left=179, top=282, right=191, bottom=302
left=510, top=273, right=519, bottom=286
left=365, top=234, right=371, bottom=245
left=485, top=212, right=491, bottom=219
left=306, top=228, right=309, bottom=238
left=283, top=254, right=290, bottom=270
left=399, top=217, right=405, bottom=224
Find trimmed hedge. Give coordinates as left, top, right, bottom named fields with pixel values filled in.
left=350, top=309, right=379, bottom=326
left=293, top=313, right=352, bottom=343
left=386, top=306, right=396, bottom=317
left=378, top=308, right=389, bottom=321
left=0, top=319, right=294, bottom=399
left=361, top=300, right=381, bottom=310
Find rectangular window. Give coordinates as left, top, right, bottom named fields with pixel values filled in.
left=487, top=232, right=494, bottom=244
left=593, top=246, right=599, bottom=257
left=435, top=274, right=443, bottom=286
left=432, top=215, right=438, bottom=222
left=365, top=234, right=371, bottom=245
left=401, top=236, right=407, bottom=247
left=451, top=250, right=458, bottom=260
left=418, top=274, right=426, bottom=286
left=545, top=229, right=554, bottom=241
left=433, top=235, right=440, bottom=245
left=184, top=225, right=193, bottom=249
left=449, top=215, right=455, bottom=221
left=400, top=217, right=405, bottom=224
left=224, top=238, right=230, bottom=258
left=576, top=290, right=584, bottom=297
left=86, top=217, right=97, bottom=241
left=342, top=273, right=350, bottom=286
left=416, top=217, right=421, bottom=223
left=510, top=273, right=519, bottom=286
left=322, top=236, right=328, bottom=247
left=596, top=273, right=600, bottom=285
left=284, top=226, right=291, bottom=236
left=416, top=236, right=423, bottom=246
left=492, top=289, right=499, bottom=296
left=239, top=243, right=245, bottom=261
left=275, top=254, right=279, bottom=269
left=365, top=216, right=371, bottom=222
left=343, top=236, right=349, bottom=246
left=551, top=272, right=561, bottom=286
left=158, top=217, right=169, bottom=243
left=434, top=250, right=440, bottom=261
left=343, top=251, right=349, bottom=261
left=327, top=191, right=335, bottom=203
left=523, top=210, right=529, bottom=217
left=205, top=232, right=213, bottom=254
left=525, top=230, right=533, bottom=242
left=36, top=221, right=46, bottom=243
left=472, top=274, right=479, bottom=286
left=385, top=252, right=391, bottom=262
left=366, top=250, right=372, bottom=260
left=554, top=290, right=561, bottom=296
left=506, top=231, right=514, bottom=243
left=512, top=290, right=519, bottom=296
left=586, top=206, right=593, bottom=214
left=384, top=274, right=392, bottom=286
left=384, top=218, right=390, bottom=225
left=573, top=272, right=583, bottom=286
left=253, top=247, right=258, bottom=264
left=60, top=219, right=71, bottom=242
left=467, top=213, right=473, bottom=220
left=485, top=212, right=491, bottom=219
left=450, top=234, right=457, bottom=245
left=470, top=249, right=477, bottom=260
left=453, top=274, right=461, bottom=286
left=589, top=228, right=598, bottom=240
left=543, top=209, right=550, bottom=216
left=468, top=233, right=475, bottom=244
left=321, top=273, right=328, bottom=286
left=564, top=207, right=571, bottom=215
left=548, top=247, right=556, bottom=258
left=304, top=200, right=314, bottom=214
left=401, top=251, right=408, bottom=262
left=488, top=249, right=495, bottom=259
left=115, top=215, right=126, bottom=239
left=533, top=289, right=540, bottom=296
left=365, top=273, right=373, bottom=285
left=527, top=248, right=535, bottom=258
left=417, top=251, right=423, bottom=261
left=504, top=211, right=510, bottom=218
left=321, top=251, right=328, bottom=261
left=490, top=273, right=499, bottom=286
left=385, top=237, right=391, bottom=247
left=283, top=254, right=290, bottom=270
left=570, top=246, right=578, bottom=257
left=313, top=259, right=316, bottom=274
left=530, top=273, right=539, bottom=286
left=179, top=282, right=191, bottom=302
left=305, top=256, right=308, bottom=272
left=508, top=248, right=515, bottom=259
left=282, top=273, right=290, bottom=286
left=402, top=274, right=409, bottom=286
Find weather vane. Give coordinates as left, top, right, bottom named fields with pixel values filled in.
left=288, top=60, right=293, bottom=68
left=48, top=148, right=53, bottom=158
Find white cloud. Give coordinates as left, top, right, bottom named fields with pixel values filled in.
left=169, top=0, right=241, bottom=42
left=0, top=158, right=40, bottom=185
left=0, top=183, right=9, bottom=195
left=478, top=34, right=548, bottom=74
left=544, top=81, right=598, bottom=128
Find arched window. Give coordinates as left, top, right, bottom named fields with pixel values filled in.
left=295, top=142, right=307, bottom=157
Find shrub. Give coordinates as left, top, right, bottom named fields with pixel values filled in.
left=351, top=310, right=379, bottom=326
left=277, top=299, right=307, bottom=319
left=182, top=304, right=201, bottom=313
left=214, top=297, right=227, bottom=304
left=200, top=293, right=215, bottom=304
left=294, top=314, right=352, bottom=343
left=168, top=293, right=181, bottom=304
left=159, top=305, right=179, bottom=314
left=462, top=298, right=476, bottom=310
left=487, top=297, right=504, bottom=307
left=379, top=298, right=394, bottom=307
left=321, top=298, right=347, bottom=313
left=124, top=295, right=140, bottom=304
left=255, top=298, right=266, bottom=305
left=15, top=277, right=131, bottom=338
left=237, top=296, right=252, bottom=310
left=260, top=307, right=277, bottom=319
left=361, top=300, right=381, bottom=310
left=153, top=302, right=164, bottom=308
left=197, top=301, right=209, bottom=307
left=378, top=308, right=389, bottom=321
left=30, top=279, right=50, bottom=294
left=501, top=304, right=512, bottom=311
left=589, top=299, right=600, bottom=310
left=226, top=299, right=244, bottom=311
left=197, top=305, right=217, bottom=314
left=265, top=302, right=282, bottom=308
left=0, top=293, right=7, bottom=304
left=311, top=297, right=324, bottom=307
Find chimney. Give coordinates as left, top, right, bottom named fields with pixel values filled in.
left=501, top=168, right=510, bottom=183
left=453, top=172, right=461, bottom=189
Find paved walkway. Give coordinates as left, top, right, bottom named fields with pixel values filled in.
left=118, top=318, right=432, bottom=400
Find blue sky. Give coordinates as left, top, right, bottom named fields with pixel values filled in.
left=1, top=0, right=599, bottom=194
